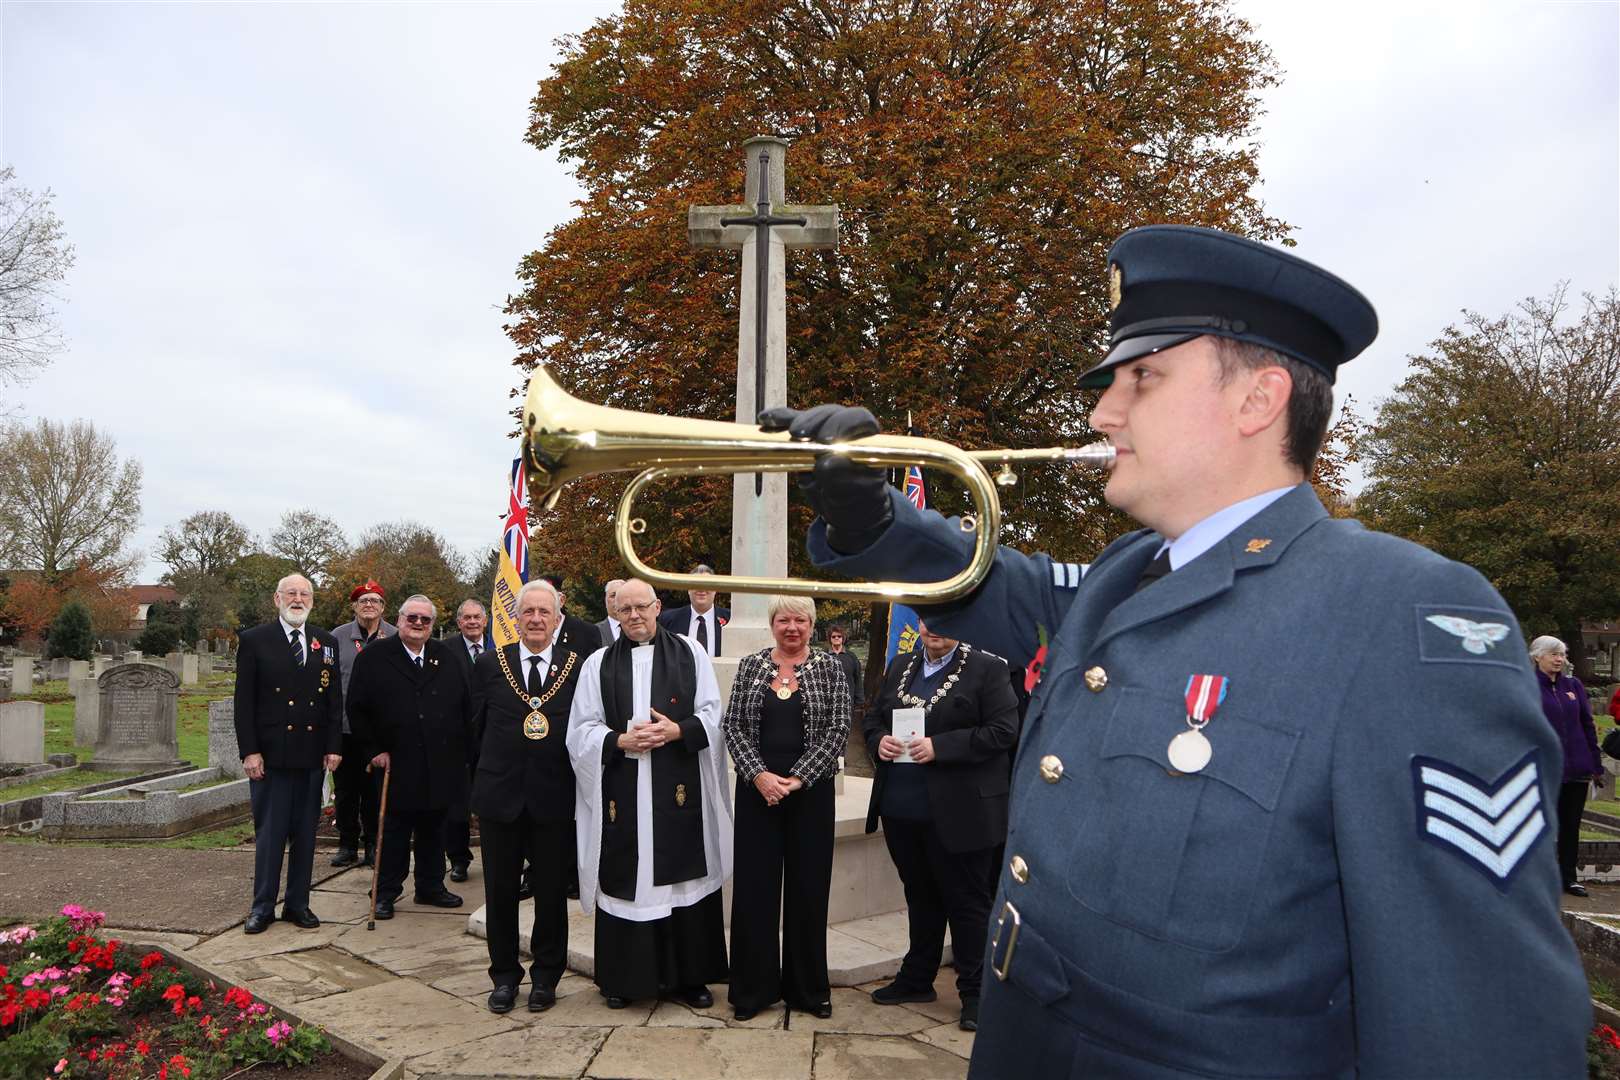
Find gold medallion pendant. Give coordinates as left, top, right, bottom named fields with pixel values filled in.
left=774, top=682, right=795, bottom=700
left=523, top=711, right=549, bottom=740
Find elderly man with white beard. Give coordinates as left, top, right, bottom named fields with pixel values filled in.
left=234, top=573, right=344, bottom=934
left=568, top=578, right=733, bottom=1009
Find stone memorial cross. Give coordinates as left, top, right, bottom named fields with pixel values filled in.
left=688, top=136, right=839, bottom=656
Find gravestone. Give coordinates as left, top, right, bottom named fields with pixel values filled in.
left=198, top=654, right=215, bottom=678
left=180, top=654, right=198, bottom=686
left=126, top=650, right=142, bottom=663
left=92, top=656, right=113, bottom=679
left=50, top=657, right=70, bottom=681
left=208, top=699, right=244, bottom=779
left=196, top=639, right=210, bottom=655
left=0, top=701, right=46, bottom=764
left=66, top=659, right=89, bottom=682
left=8, top=656, right=34, bottom=697
left=70, top=677, right=100, bottom=746
left=164, top=652, right=183, bottom=678
left=89, top=664, right=182, bottom=771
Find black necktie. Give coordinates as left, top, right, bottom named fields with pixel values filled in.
left=527, top=655, right=544, bottom=696
left=1135, top=549, right=1172, bottom=592
left=695, top=615, right=708, bottom=652
left=289, top=629, right=304, bottom=667
left=414, top=654, right=423, bottom=670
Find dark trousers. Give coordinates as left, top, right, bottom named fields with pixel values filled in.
left=481, top=812, right=570, bottom=989
left=332, top=734, right=379, bottom=850
left=249, top=767, right=323, bottom=917
left=1557, top=780, right=1589, bottom=887
left=729, top=774, right=835, bottom=1011
left=882, top=816, right=996, bottom=999
left=377, top=806, right=447, bottom=902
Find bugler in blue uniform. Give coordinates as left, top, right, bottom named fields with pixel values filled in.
left=773, top=226, right=1591, bottom=1077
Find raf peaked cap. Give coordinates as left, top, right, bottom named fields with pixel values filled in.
left=348, top=579, right=385, bottom=602
left=1080, top=225, right=1378, bottom=388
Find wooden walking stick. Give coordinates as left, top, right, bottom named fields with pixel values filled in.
left=366, top=763, right=392, bottom=931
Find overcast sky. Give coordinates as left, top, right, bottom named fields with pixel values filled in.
left=3, top=1, right=1616, bottom=584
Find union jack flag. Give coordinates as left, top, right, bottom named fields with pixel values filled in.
left=503, top=458, right=529, bottom=581
left=902, top=465, right=926, bottom=510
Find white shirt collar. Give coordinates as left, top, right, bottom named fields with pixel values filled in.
left=460, top=635, right=484, bottom=655
left=607, top=617, right=621, bottom=638
left=278, top=616, right=304, bottom=639
left=1159, top=486, right=1296, bottom=571
left=519, top=640, right=553, bottom=670
left=402, top=640, right=425, bottom=662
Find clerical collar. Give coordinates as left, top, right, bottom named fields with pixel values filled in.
left=921, top=645, right=958, bottom=679
left=1157, top=486, right=1295, bottom=571
left=631, top=638, right=654, bottom=649
left=519, top=641, right=551, bottom=668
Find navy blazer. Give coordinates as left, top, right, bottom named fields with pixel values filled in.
left=470, top=642, right=583, bottom=823
left=811, top=482, right=1589, bottom=1078
left=657, top=604, right=730, bottom=654
left=233, top=621, right=343, bottom=769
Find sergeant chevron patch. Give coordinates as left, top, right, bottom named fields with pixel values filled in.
left=1411, top=750, right=1546, bottom=890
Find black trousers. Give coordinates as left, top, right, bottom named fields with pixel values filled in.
left=881, top=816, right=996, bottom=999
left=729, top=774, right=835, bottom=1011
left=594, top=890, right=728, bottom=1002
left=377, top=805, right=447, bottom=902
left=249, top=767, right=323, bottom=917
left=481, top=812, right=570, bottom=989
left=1557, top=780, right=1589, bottom=887
left=332, top=734, right=379, bottom=850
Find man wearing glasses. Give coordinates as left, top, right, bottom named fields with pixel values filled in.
left=329, top=580, right=396, bottom=868
left=346, top=594, right=475, bottom=918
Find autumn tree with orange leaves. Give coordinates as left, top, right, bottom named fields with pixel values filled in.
left=507, top=0, right=1301, bottom=590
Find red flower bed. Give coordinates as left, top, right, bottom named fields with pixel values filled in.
left=1, top=905, right=371, bottom=1079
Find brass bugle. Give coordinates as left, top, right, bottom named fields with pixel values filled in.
left=521, top=367, right=1114, bottom=604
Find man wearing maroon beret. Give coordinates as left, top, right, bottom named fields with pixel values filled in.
left=329, top=579, right=396, bottom=868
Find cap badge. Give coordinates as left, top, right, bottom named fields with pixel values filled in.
left=1108, top=263, right=1123, bottom=311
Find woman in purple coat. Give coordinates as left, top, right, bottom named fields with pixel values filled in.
left=1532, top=635, right=1601, bottom=896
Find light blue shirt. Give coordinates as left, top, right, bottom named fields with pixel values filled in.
left=921, top=644, right=959, bottom=679
left=1157, top=486, right=1296, bottom=570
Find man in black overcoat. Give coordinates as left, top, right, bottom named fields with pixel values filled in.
left=470, top=578, right=584, bottom=1014
left=443, top=598, right=491, bottom=882
left=234, top=572, right=343, bottom=934
left=346, top=593, right=473, bottom=919
left=864, top=620, right=1019, bottom=1031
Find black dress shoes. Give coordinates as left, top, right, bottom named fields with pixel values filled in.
left=733, top=1006, right=759, bottom=1021
left=528, top=985, right=556, bottom=1012
left=811, top=1001, right=833, bottom=1019
left=449, top=862, right=470, bottom=883
left=1567, top=883, right=1590, bottom=898
left=487, top=985, right=517, bottom=1014
left=243, top=912, right=273, bottom=934
left=605, top=995, right=630, bottom=1009
left=330, top=847, right=359, bottom=868
left=870, top=982, right=937, bottom=1005
left=959, top=995, right=980, bottom=1031
left=373, top=898, right=395, bottom=920
left=682, top=986, right=714, bottom=1009
left=360, top=846, right=375, bottom=867
left=280, top=908, right=320, bottom=929
left=413, top=890, right=463, bottom=908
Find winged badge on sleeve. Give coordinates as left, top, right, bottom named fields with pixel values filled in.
left=1424, top=614, right=1511, bottom=655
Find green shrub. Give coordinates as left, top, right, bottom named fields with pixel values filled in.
left=46, top=601, right=95, bottom=661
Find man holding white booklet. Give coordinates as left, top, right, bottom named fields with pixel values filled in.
left=862, top=620, right=1020, bottom=1032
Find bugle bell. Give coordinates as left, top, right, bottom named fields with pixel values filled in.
left=520, top=367, right=1114, bottom=604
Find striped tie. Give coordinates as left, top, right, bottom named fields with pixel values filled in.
left=289, top=629, right=304, bottom=667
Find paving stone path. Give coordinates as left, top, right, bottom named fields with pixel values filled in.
left=115, top=860, right=973, bottom=1080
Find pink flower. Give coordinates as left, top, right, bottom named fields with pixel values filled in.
left=266, top=1020, right=293, bottom=1046
left=54, top=1058, right=67, bottom=1074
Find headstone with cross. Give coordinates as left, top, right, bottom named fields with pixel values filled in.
left=688, top=136, right=838, bottom=657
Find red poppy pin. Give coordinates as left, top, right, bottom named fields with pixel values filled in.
left=310, top=640, right=322, bottom=652
left=1024, top=624, right=1050, bottom=693
left=718, top=617, right=727, bottom=626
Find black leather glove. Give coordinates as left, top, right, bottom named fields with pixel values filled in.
left=758, top=404, right=894, bottom=553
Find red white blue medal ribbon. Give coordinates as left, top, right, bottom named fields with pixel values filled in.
left=1169, top=674, right=1227, bottom=774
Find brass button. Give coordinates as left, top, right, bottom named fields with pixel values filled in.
left=288, top=700, right=295, bottom=707
left=307, top=725, right=314, bottom=731
left=1009, top=855, right=1030, bottom=884
left=1038, top=755, right=1064, bottom=783
left=1084, top=666, right=1108, bottom=692
left=286, top=725, right=294, bottom=731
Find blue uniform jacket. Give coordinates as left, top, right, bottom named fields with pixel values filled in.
left=811, top=482, right=1588, bottom=1078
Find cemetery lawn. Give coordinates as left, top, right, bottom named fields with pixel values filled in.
left=0, top=769, right=143, bottom=803
left=23, top=673, right=234, bottom=767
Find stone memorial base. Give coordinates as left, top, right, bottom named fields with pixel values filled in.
left=38, top=766, right=248, bottom=839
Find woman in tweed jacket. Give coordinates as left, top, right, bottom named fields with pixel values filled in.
left=721, top=594, right=849, bottom=1020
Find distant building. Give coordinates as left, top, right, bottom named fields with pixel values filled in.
left=128, top=585, right=181, bottom=633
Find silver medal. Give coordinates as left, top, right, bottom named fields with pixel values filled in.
left=1167, top=729, right=1212, bottom=774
